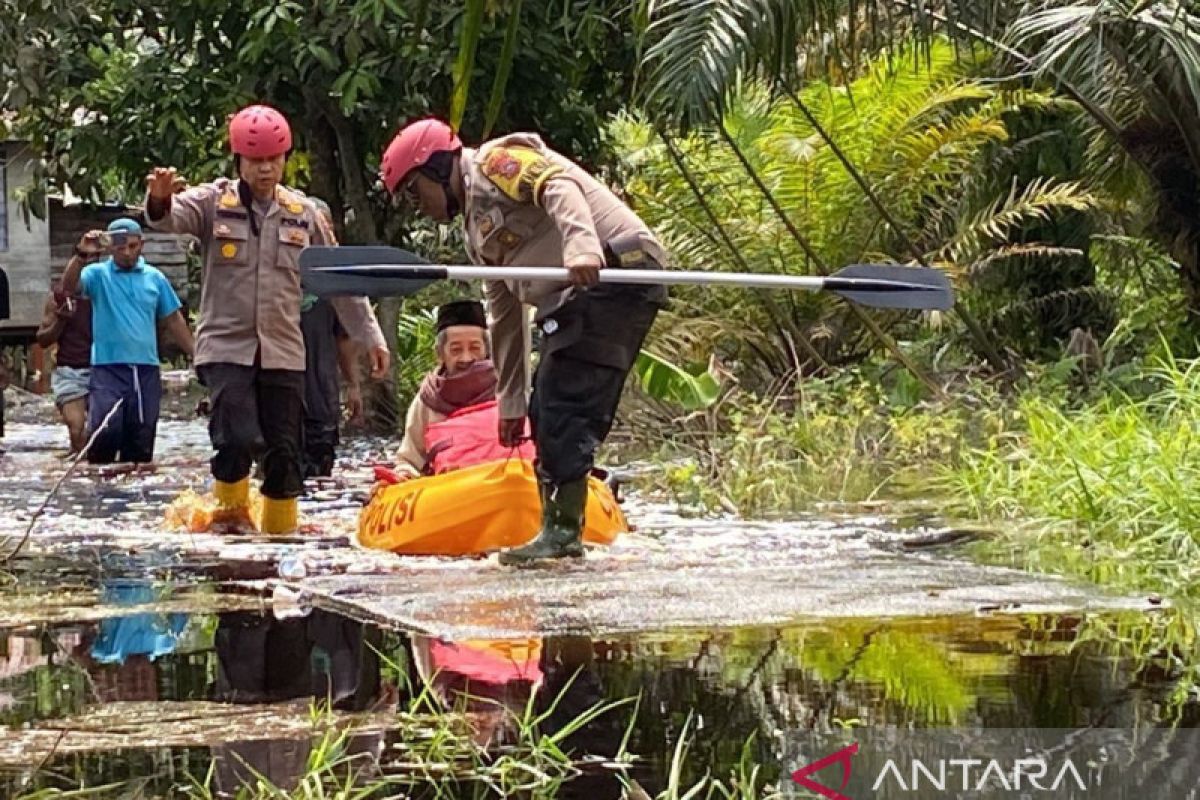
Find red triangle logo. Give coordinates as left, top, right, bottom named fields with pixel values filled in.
left=791, top=742, right=859, bottom=800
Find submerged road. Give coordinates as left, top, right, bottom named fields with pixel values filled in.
left=0, top=388, right=1159, bottom=639
left=1, top=387, right=1188, bottom=796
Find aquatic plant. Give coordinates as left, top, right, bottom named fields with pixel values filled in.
left=175, top=646, right=637, bottom=800
left=639, top=366, right=1004, bottom=515
left=629, top=717, right=782, bottom=800
left=941, top=352, right=1200, bottom=600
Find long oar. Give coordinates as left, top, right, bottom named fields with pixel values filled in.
left=299, top=245, right=954, bottom=310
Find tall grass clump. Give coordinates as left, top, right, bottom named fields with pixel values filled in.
left=641, top=368, right=1006, bottom=515
left=942, top=355, right=1200, bottom=598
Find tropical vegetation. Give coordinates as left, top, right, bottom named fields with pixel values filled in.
left=4, top=5, right=1200, bottom=792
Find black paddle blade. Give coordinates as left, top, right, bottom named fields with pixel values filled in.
left=299, top=245, right=443, bottom=297
left=825, top=264, right=954, bottom=310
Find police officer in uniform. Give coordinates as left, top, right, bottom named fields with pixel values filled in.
left=145, top=104, right=390, bottom=534
left=299, top=196, right=365, bottom=478
left=379, top=120, right=667, bottom=565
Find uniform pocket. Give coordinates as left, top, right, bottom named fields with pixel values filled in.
left=473, top=208, right=509, bottom=263
left=212, top=220, right=250, bottom=266
left=541, top=292, right=649, bottom=371
left=276, top=225, right=310, bottom=271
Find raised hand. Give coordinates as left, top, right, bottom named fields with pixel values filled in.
left=146, top=167, right=181, bottom=200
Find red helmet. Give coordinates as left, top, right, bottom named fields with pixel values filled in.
left=229, top=104, right=292, bottom=159
left=380, top=118, right=462, bottom=194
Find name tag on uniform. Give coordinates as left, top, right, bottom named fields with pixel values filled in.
left=216, top=209, right=248, bottom=220
left=281, top=227, right=309, bottom=246
left=280, top=217, right=309, bottom=229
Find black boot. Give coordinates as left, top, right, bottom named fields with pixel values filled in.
left=499, top=477, right=587, bottom=566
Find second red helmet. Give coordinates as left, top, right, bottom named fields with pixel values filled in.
left=380, top=118, right=462, bottom=194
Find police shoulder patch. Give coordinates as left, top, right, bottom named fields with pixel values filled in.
left=275, top=186, right=307, bottom=215
left=313, top=208, right=339, bottom=245
left=481, top=146, right=563, bottom=204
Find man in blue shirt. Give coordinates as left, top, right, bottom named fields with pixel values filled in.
left=62, top=218, right=195, bottom=464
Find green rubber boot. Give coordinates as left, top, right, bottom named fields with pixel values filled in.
left=499, top=477, right=587, bottom=566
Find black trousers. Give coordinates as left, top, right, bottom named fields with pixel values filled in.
left=529, top=286, right=659, bottom=485
left=197, top=363, right=305, bottom=499
left=213, top=610, right=372, bottom=707
left=301, top=300, right=343, bottom=478
left=302, top=419, right=338, bottom=478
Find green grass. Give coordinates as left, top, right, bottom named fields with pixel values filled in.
left=173, top=649, right=638, bottom=800
left=940, top=356, right=1200, bottom=599
left=638, top=354, right=1200, bottom=606
left=638, top=371, right=1004, bottom=516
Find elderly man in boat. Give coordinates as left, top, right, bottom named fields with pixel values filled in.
left=363, top=300, right=626, bottom=556
left=384, top=299, right=534, bottom=484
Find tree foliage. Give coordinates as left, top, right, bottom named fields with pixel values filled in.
left=0, top=0, right=640, bottom=429
left=0, top=0, right=639, bottom=238
left=615, top=41, right=1102, bottom=386
left=636, top=0, right=1200, bottom=322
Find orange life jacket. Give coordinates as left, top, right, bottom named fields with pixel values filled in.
left=424, top=400, right=536, bottom=474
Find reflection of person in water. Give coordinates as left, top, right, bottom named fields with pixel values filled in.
left=534, top=636, right=629, bottom=799
left=412, top=636, right=543, bottom=747
left=413, top=634, right=628, bottom=798
left=210, top=609, right=391, bottom=797
left=89, top=583, right=188, bottom=666
left=71, top=580, right=188, bottom=703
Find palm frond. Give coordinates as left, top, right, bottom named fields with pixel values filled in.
left=638, top=0, right=1017, bottom=127
left=1009, top=1, right=1200, bottom=101
left=940, top=177, right=1099, bottom=264
left=1007, top=0, right=1200, bottom=166
left=988, top=285, right=1119, bottom=348
left=640, top=0, right=795, bottom=126
left=967, top=243, right=1086, bottom=279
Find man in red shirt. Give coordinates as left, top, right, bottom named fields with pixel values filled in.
left=37, top=231, right=101, bottom=453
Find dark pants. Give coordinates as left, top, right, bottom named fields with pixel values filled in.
left=534, top=636, right=624, bottom=799
left=197, top=364, right=305, bottom=500
left=301, top=300, right=343, bottom=478
left=214, top=610, right=377, bottom=708
left=211, top=610, right=382, bottom=795
left=303, top=420, right=338, bottom=478
left=530, top=286, right=659, bottom=485
left=87, top=364, right=162, bottom=464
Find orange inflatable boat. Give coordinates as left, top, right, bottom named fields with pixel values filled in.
left=357, top=458, right=627, bottom=556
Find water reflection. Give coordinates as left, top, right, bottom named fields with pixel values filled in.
left=90, top=580, right=188, bottom=668
left=413, top=633, right=630, bottom=798
left=210, top=609, right=390, bottom=795
left=412, top=635, right=542, bottom=747
left=1, top=607, right=1196, bottom=797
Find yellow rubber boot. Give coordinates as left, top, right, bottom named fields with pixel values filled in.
left=211, top=478, right=254, bottom=533
left=259, top=496, right=299, bottom=535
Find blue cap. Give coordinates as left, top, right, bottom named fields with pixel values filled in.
left=107, top=218, right=143, bottom=237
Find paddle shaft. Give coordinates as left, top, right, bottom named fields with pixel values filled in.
left=313, top=264, right=937, bottom=294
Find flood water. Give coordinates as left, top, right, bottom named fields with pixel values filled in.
left=1, top=388, right=1197, bottom=798
left=2, top=603, right=1196, bottom=797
